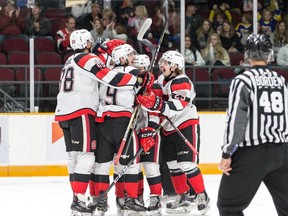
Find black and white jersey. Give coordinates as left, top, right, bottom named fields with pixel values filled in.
left=96, top=66, right=140, bottom=122
left=223, top=67, right=288, bottom=157
left=156, top=74, right=199, bottom=132
left=55, top=53, right=137, bottom=121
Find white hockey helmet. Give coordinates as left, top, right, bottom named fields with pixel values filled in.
left=133, top=54, right=150, bottom=69
left=70, top=29, right=94, bottom=50
left=159, top=50, right=184, bottom=70
left=111, top=44, right=135, bottom=65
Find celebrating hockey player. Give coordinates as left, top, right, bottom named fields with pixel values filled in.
left=137, top=50, right=211, bottom=215
left=91, top=44, right=154, bottom=216
left=54, top=29, right=151, bottom=216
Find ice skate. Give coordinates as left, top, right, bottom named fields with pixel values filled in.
left=116, top=197, right=125, bottom=216
left=70, top=194, right=92, bottom=216
left=94, top=195, right=108, bottom=216
left=137, top=194, right=145, bottom=206
left=196, top=191, right=210, bottom=215
left=147, top=195, right=162, bottom=216
left=166, top=192, right=195, bottom=214
left=160, top=193, right=177, bottom=204
left=122, top=196, right=147, bottom=216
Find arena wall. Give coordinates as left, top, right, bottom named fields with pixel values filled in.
left=0, top=112, right=226, bottom=176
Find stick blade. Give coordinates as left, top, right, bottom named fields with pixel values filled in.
left=137, top=18, right=152, bottom=41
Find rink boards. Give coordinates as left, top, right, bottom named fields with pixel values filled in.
left=0, top=112, right=225, bottom=176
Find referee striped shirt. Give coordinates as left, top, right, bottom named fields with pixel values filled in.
left=222, top=67, right=288, bottom=158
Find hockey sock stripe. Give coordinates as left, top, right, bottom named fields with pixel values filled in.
left=186, top=168, right=205, bottom=194
left=170, top=172, right=189, bottom=194
left=138, top=172, right=144, bottom=196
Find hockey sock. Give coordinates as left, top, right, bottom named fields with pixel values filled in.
left=170, top=168, right=189, bottom=194
left=94, top=174, right=110, bottom=196
left=138, top=171, right=144, bottom=197
left=72, top=173, right=90, bottom=194
left=115, top=173, right=139, bottom=198
left=147, top=175, right=162, bottom=196
left=186, top=167, right=205, bottom=194
left=89, top=173, right=95, bottom=196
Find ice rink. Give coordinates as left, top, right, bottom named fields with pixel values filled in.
left=0, top=175, right=277, bottom=216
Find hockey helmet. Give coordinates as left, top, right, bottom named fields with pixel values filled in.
left=133, top=54, right=150, bottom=69
left=244, top=33, right=274, bottom=63
left=111, top=44, right=135, bottom=65
left=70, top=29, right=94, bottom=50
left=159, top=50, right=184, bottom=70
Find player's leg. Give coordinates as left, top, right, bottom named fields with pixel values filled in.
left=178, top=125, right=210, bottom=215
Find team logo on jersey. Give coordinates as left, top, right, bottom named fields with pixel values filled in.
left=91, top=140, right=97, bottom=150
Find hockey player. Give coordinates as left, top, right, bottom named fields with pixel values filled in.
left=134, top=54, right=163, bottom=216
left=137, top=50, right=211, bottom=215
left=91, top=44, right=151, bottom=216
left=54, top=29, right=151, bottom=216
left=217, top=34, right=288, bottom=216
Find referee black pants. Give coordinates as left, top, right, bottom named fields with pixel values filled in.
left=217, top=143, right=288, bottom=216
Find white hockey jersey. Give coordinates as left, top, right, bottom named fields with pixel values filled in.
left=55, top=53, right=137, bottom=121
left=156, top=74, right=199, bottom=132
left=96, top=66, right=140, bottom=122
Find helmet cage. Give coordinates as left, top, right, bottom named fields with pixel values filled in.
left=112, top=44, right=136, bottom=65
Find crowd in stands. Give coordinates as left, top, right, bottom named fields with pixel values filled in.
left=0, top=0, right=288, bottom=111
left=0, top=0, right=288, bottom=66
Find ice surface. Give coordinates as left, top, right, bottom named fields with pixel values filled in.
left=0, top=175, right=277, bottom=216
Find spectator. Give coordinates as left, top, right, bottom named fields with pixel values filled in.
left=55, top=15, right=76, bottom=56
left=101, top=8, right=116, bottom=32
left=150, top=6, right=165, bottom=39
left=0, top=0, right=27, bottom=42
left=127, top=5, right=148, bottom=40
left=235, top=11, right=253, bottom=46
left=209, top=3, right=232, bottom=33
left=185, top=1, right=203, bottom=47
left=90, top=17, right=107, bottom=48
left=184, top=34, right=205, bottom=66
left=117, top=0, right=135, bottom=25
left=270, top=21, right=288, bottom=57
left=201, top=32, right=231, bottom=71
left=76, top=1, right=102, bottom=31
left=258, top=1, right=282, bottom=36
left=219, top=20, right=243, bottom=53
left=24, top=1, right=52, bottom=37
left=71, top=0, right=92, bottom=21
left=276, top=42, right=288, bottom=66
left=196, top=19, right=215, bottom=52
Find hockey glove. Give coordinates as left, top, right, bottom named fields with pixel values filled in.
left=137, top=92, right=164, bottom=112
left=98, top=39, right=125, bottom=55
left=139, top=127, right=156, bottom=152
left=136, top=70, right=155, bottom=95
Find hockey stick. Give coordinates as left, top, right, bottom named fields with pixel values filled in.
left=90, top=119, right=167, bottom=207
left=150, top=0, right=169, bottom=70
left=137, top=18, right=152, bottom=54
left=114, top=18, right=153, bottom=165
left=165, top=116, right=198, bottom=155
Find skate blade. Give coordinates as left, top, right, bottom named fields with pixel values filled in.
left=70, top=210, right=92, bottom=216
left=199, top=202, right=211, bottom=215
left=166, top=207, right=192, bottom=214
left=123, top=210, right=147, bottom=216
left=148, top=209, right=162, bottom=216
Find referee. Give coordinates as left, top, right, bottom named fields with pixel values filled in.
left=217, top=34, right=288, bottom=216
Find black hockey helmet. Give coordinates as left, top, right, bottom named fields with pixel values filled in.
left=244, top=33, right=274, bottom=63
